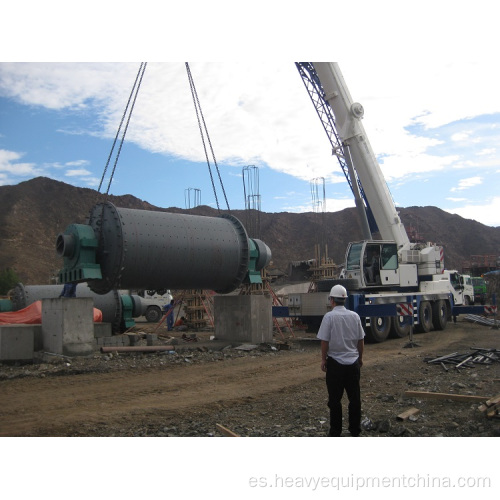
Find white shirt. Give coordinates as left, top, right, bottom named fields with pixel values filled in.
left=316, top=305, right=365, bottom=365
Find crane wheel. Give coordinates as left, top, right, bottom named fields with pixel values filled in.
left=390, top=316, right=411, bottom=338
left=415, top=301, right=432, bottom=333
left=431, top=300, right=448, bottom=331
left=366, top=316, right=390, bottom=342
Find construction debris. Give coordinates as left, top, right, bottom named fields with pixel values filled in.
left=396, top=407, right=420, bottom=421
left=215, top=423, right=240, bottom=437
left=234, top=344, right=259, bottom=351
left=478, top=395, right=500, bottom=419
left=425, top=348, right=500, bottom=370
left=464, top=314, right=498, bottom=328
left=404, top=390, right=490, bottom=403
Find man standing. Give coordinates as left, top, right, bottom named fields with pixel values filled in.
left=317, top=284, right=365, bottom=437
left=163, top=299, right=175, bottom=331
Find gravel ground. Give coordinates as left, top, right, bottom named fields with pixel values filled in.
left=1, top=319, right=499, bottom=438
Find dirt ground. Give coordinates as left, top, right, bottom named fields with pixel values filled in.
left=0, top=318, right=499, bottom=437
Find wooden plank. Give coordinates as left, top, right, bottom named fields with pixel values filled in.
left=485, top=395, right=500, bottom=406
left=397, top=407, right=420, bottom=421
left=405, top=391, right=490, bottom=402
left=216, top=423, right=240, bottom=437
left=486, top=404, right=499, bottom=418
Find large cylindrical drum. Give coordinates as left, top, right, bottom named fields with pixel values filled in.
left=11, top=283, right=141, bottom=332
left=85, top=203, right=251, bottom=295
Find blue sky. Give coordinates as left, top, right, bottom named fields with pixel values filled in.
left=1, top=3, right=500, bottom=228
left=1, top=60, right=499, bottom=226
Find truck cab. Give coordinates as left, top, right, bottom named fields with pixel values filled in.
left=136, top=289, right=173, bottom=322
left=472, top=276, right=487, bottom=304
left=421, top=270, right=474, bottom=306
left=459, top=274, right=475, bottom=305
left=345, top=240, right=418, bottom=290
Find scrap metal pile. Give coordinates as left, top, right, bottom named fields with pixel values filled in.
left=423, top=348, right=500, bottom=419
left=464, top=314, right=499, bottom=327
left=424, top=348, right=500, bottom=371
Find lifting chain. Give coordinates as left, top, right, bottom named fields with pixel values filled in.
left=98, top=62, right=147, bottom=198
left=185, top=62, right=230, bottom=213
left=92, top=62, right=147, bottom=239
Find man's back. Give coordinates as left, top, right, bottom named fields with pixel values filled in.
left=317, top=306, right=364, bottom=364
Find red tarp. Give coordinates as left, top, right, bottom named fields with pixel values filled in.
left=0, top=300, right=103, bottom=324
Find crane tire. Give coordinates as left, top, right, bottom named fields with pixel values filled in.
left=390, top=316, right=411, bottom=338
left=431, top=300, right=448, bottom=331
left=416, top=301, right=432, bottom=333
left=366, top=316, right=390, bottom=342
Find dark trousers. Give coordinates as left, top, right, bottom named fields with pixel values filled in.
left=325, top=357, right=361, bottom=436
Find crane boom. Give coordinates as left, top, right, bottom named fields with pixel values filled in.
left=312, top=62, right=410, bottom=249
left=286, top=62, right=480, bottom=342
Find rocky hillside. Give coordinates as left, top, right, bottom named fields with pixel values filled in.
left=1, top=177, right=499, bottom=285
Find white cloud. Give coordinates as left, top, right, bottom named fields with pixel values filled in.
left=0, top=62, right=137, bottom=110
left=1, top=61, right=500, bottom=225
left=0, top=149, right=39, bottom=177
left=451, top=131, right=471, bottom=142
left=450, top=177, right=483, bottom=192
left=478, top=148, right=496, bottom=156
left=66, top=168, right=92, bottom=177
left=66, top=160, right=90, bottom=167
left=0, top=149, right=98, bottom=186
left=445, top=197, right=500, bottom=227
left=0, top=62, right=479, bottom=185
left=1, top=62, right=499, bottom=187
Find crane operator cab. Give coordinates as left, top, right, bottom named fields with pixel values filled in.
left=345, top=241, right=400, bottom=289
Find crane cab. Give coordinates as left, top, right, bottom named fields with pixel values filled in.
left=344, top=240, right=418, bottom=290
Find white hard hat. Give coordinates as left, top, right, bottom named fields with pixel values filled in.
left=329, top=284, right=348, bottom=298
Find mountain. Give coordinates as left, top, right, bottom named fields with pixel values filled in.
left=1, top=177, right=499, bottom=286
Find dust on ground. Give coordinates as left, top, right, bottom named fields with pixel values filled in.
left=0, top=318, right=498, bottom=437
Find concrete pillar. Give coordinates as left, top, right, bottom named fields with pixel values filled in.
left=41, top=298, right=94, bottom=356
left=214, top=295, right=273, bottom=344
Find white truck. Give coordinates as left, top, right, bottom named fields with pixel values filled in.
left=136, top=289, right=173, bottom=322
left=284, top=63, right=486, bottom=341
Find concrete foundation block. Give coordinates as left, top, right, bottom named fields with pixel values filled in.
left=128, top=334, right=141, bottom=346
left=0, top=325, right=35, bottom=361
left=146, top=334, right=157, bottom=346
left=94, top=323, right=112, bottom=338
left=97, top=335, right=130, bottom=347
left=33, top=325, right=43, bottom=351
left=214, top=295, right=273, bottom=344
left=41, top=298, right=94, bottom=357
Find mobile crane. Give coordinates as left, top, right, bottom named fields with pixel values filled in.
left=286, top=62, right=489, bottom=341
